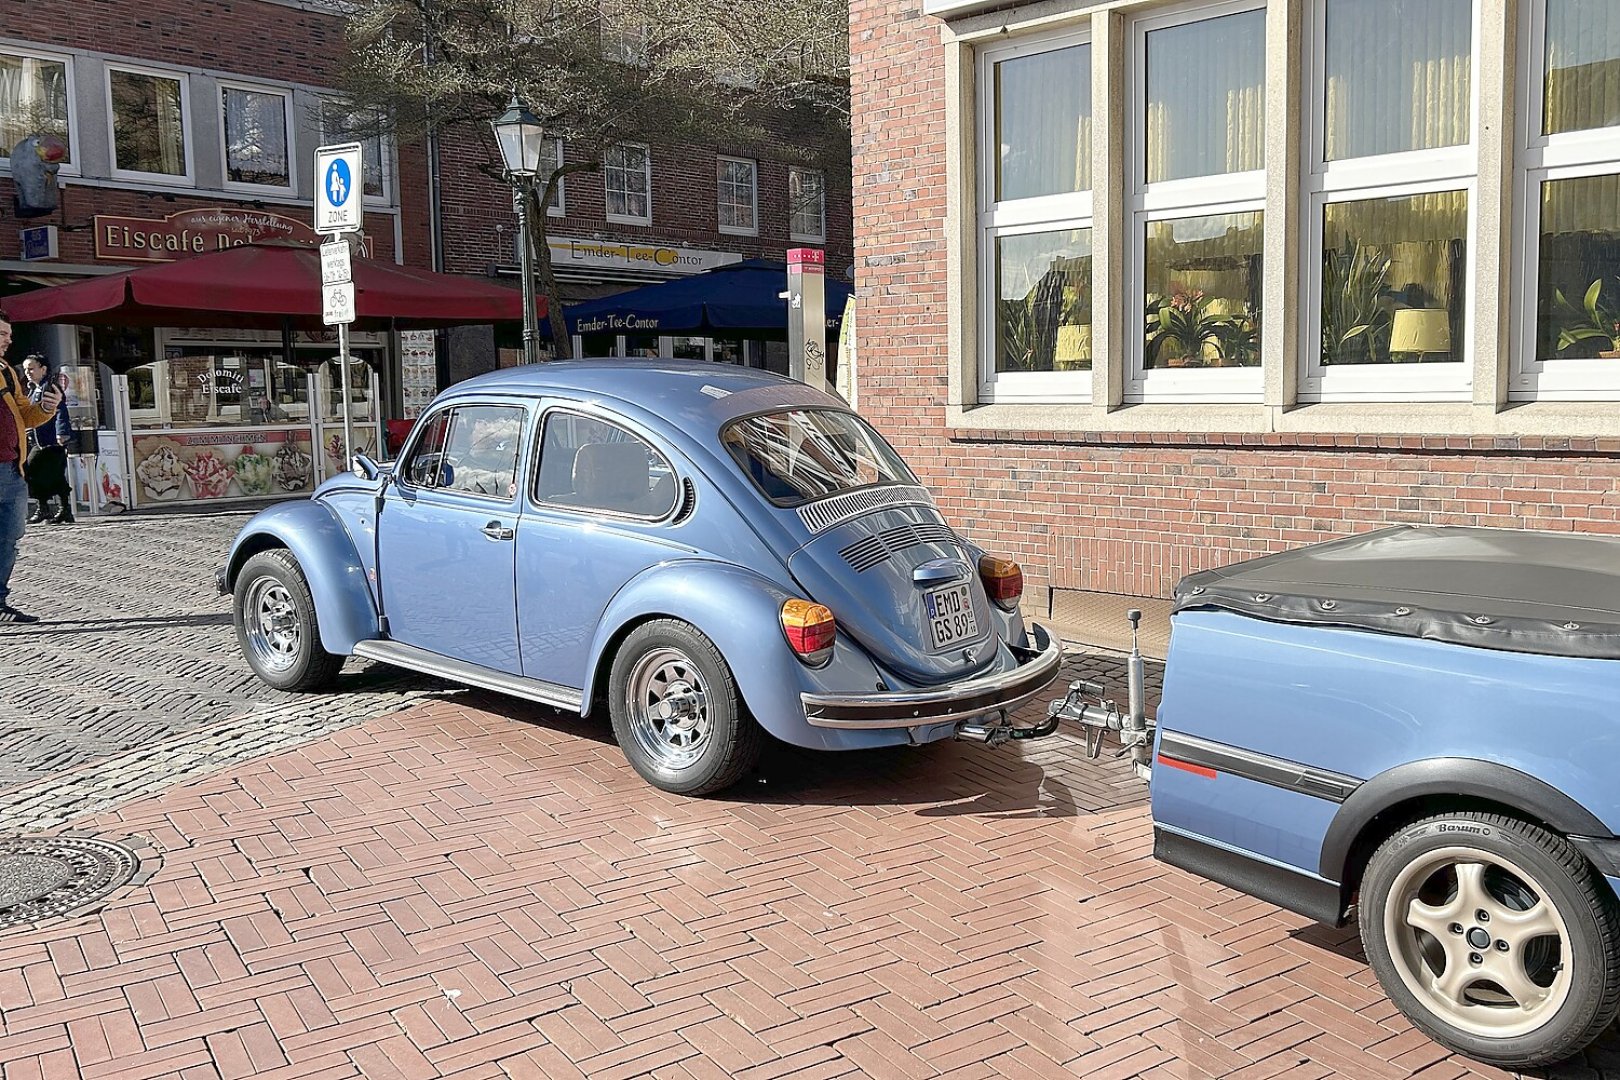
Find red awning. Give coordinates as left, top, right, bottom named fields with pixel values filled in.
left=1, top=242, right=532, bottom=332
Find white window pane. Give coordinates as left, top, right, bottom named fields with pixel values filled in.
left=790, top=168, right=825, bottom=238
left=996, top=43, right=1091, bottom=199
left=223, top=88, right=288, bottom=187
left=1321, top=190, right=1468, bottom=365
left=718, top=158, right=756, bottom=231
left=995, top=229, right=1093, bottom=373
left=320, top=107, right=388, bottom=197
left=1145, top=11, right=1265, bottom=183
left=0, top=54, right=71, bottom=162
left=110, top=70, right=186, bottom=176
left=1544, top=0, right=1620, bottom=135
left=1324, top=0, right=1471, bottom=160
left=1538, top=173, right=1620, bottom=360
left=607, top=144, right=649, bottom=220
left=1145, top=212, right=1263, bottom=368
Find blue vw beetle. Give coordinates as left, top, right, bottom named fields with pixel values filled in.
left=219, top=361, right=1062, bottom=794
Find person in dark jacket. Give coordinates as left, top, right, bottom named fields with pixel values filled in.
left=22, top=354, right=73, bottom=525
left=0, top=312, right=64, bottom=623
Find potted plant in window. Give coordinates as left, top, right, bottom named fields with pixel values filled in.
left=1147, top=290, right=1228, bottom=368
left=1215, top=301, right=1262, bottom=367
left=1553, top=279, right=1620, bottom=359
left=1322, top=243, right=1392, bottom=366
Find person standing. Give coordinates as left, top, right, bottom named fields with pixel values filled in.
left=22, top=354, right=74, bottom=525
left=0, top=312, right=64, bottom=623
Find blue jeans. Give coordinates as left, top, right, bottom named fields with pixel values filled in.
left=0, top=463, right=26, bottom=605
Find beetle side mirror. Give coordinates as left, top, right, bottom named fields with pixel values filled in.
left=352, top=453, right=382, bottom=481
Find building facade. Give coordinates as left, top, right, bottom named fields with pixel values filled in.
left=850, top=0, right=1620, bottom=643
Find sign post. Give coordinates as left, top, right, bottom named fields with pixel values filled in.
left=786, top=248, right=828, bottom=390
left=315, top=143, right=363, bottom=468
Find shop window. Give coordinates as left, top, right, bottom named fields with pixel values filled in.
left=976, top=28, right=1092, bottom=403
left=624, top=334, right=659, bottom=357
left=1303, top=0, right=1475, bottom=401
left=220, top=85, right=290, bottom=189
left=0, top=50, right=73, bottom=167
left=605, top=142, right=651, bottom=225
left=1127, top=4, right=1265, bottom=402
left=669, top=336, right=707, bottom=361
left=107, top=65, right=190, bottom=182
left=717, top=156, right=758, bottom=236
left=789, top=168, right=826, bottom=242
left=319, top=101, right=391, bottom=200
left=1513, top=0, right=1620, bottom=398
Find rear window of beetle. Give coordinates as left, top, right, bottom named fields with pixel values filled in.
left=720, top=408, right=916, bottom=507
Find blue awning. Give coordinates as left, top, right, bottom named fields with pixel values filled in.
left=565, top=258, right=852, bottom=337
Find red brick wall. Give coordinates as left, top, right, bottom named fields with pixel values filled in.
left=849, top=0, right=1620, bottom=601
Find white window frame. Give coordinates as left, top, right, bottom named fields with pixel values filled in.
left=317, top=99, right=395, bottom=205
left=789, top=167, right=827, bottom=243
left=605, top=141, right=652, bottom=226
left=0, top=45, right=80, bottom=176
left=716, top=155, right=758, bottom=237
left=1126, top=0, right=1267, bottom=404
left=542, top=137, right=566, bottom=218
left=1510, top=0, right=1620, bottom=400
left=599, top=0, right=651, bottom=66
left=105, top=62, right=194, bottom=186
left=976, top=25, right=1094, bottom=405
left=217, top=80, right=293, bottom=193
left=1298, top=0, right=1482, bottom=402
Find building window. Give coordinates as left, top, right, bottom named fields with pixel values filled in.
left=541, top=138, right=566, bottom=217
left=976, top=28, right=1093, bottom=402
left=0, top=50, right=73, bottom=168
left=605, top=142, right=651, bottom=225
left=1303, top=0, right=1475, bottom=401
left=107, top=65, right=190, bottom=182
left=220, top=84, right=290, bottom=189
left=1514, top=0, right=1620, bottom=399
left=717, top=156, right=758, bottom=235
left=789, top=167, right=826, bottom=242
left=600, top=0, right=650, bottom=66
left=1129, top=3, right=1266, bottom=400
left=320, top=102, right=392, bottom=201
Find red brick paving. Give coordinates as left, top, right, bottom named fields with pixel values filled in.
left=1, top=693, right=1617, bottom=1079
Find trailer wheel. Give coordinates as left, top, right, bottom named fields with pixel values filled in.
left=1359, top=811, right=1620, bottom=1068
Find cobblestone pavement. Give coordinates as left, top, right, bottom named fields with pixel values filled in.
left=3, top=510, right=1616, bottom=1078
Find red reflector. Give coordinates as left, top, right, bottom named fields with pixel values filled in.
left=1157, top=753, right=1217, bottom=780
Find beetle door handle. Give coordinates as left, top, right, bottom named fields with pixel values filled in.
left=481, top=521, right=515, bottom=542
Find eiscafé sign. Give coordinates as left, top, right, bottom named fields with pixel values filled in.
left=94, top=207, right=325, bottom=262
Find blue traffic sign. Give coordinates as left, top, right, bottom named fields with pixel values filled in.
left=325, top=159, right=353, bottom=208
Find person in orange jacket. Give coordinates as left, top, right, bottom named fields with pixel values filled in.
left=0, top=311, right=64, bottom=623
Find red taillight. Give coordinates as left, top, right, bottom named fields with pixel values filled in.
left=781, top=599, right=836, bottom=665
left=979, top=555, right=1023, bottom=610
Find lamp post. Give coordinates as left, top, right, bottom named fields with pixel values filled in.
left=490, top=96, right=546, bottom=364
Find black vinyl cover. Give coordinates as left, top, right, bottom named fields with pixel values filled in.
left=1173, top=525, right=1620, bottom=660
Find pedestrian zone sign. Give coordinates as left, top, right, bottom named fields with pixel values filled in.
left=315, top=143, right=363, bottom=234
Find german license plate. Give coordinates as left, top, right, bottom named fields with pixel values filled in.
left=925, top=582, right=978, bottom=650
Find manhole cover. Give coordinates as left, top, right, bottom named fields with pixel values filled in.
left=0, top=834, right=146, bottom=931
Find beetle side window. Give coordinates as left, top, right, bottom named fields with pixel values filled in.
left=402, top=410, right=451, bottom=488
left=534, top=412, right=677, bottom=518
left=439, top=406, right=525, bottom=498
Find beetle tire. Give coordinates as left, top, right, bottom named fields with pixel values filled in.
left=608, top=619, right=762, bottom=796
left=1358, top=811, right=1620, bottom=1069
left=232, top=549, right=344, bottom=693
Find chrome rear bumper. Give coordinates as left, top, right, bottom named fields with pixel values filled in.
left=801, top=623, right=1063, bottom=731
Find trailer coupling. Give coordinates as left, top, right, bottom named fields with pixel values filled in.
left=1046, top=609, right=1154, bottom=782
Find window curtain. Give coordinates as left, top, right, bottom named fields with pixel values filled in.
left=995, top=44, right=1091, bottom=200
left=0, top=56, right=69, bottom=157
left=1544, top=0, right=1620, bottom=134
left=1324, top=0, right=1471, bottom=160
left=155, top=80, right=183, bottom=174
left=225, top=90, right=287, bottom=183
left=1144, top=9, right=1266, bottom=183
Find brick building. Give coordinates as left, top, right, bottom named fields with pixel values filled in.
left=849, top=0, right=1620, bottom=648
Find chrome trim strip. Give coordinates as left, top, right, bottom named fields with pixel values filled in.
left=1157, top=730, right=1362, bottom=803
left=800, top=623, right=1063, bottom=729
left=352, top=640, right=585, bottom=712
left=798, top=485, right=936, bottom=533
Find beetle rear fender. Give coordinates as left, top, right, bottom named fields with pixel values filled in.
left=225, top=500, right=378, bottom=655
left=584, top=560, right=886, bottom=744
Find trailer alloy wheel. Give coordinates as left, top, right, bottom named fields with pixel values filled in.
left=1360, top=811, right=1620, bottom=1068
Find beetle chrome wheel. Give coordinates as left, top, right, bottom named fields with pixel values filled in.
left=243, top=577, right=302, bottom=674
left=1384, top=845, right=1573, bottom=1039
left=624, top=647, right=712, bottom=770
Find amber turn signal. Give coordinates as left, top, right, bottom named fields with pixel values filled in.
left=781, top=599, right=836, bottom=666
left=979, top=555, right=1023, bottom=610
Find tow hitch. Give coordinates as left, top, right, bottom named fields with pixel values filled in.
left=955, top=709, right=1060, bottom=746
left=1046, top=609, right=1155, bottom=781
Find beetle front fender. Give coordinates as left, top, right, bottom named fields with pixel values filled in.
left=585, top=560, right=892, bottom=749
left=224, top=500, right=378, bottom=655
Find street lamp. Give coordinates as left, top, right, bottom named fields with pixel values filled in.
left=490, top=95, right=546, bottom=363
